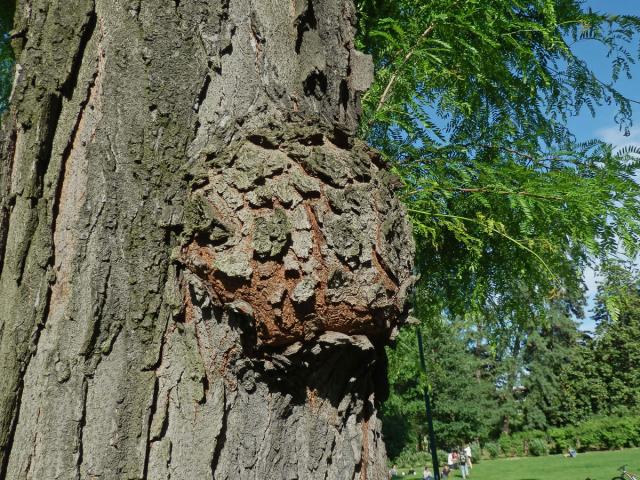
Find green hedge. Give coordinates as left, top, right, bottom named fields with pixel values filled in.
left=390, top=415, right=640, bottom=465
left=548, top=415, right=640, bottom=453
left=479, top=414, right=640, bottom=459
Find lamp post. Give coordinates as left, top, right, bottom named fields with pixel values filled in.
left=417, top=327, right=440, bottom=480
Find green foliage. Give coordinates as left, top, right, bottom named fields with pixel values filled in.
left=391, top=449, right=433, bottom=469
left=382, top=319, right=499, bottom=459
left=358, top=0, right=640, bottom=462
left=384, top=261, right=640, bottom=462
left=520, top=309, right=582, bottom=430
left=484, top=442, right=501, bottom=459
left=0, top=2, right=14, bottom=115
left=548, top=414, right=640, bottom=453
left=499, top=433, right=525, bottom=457
left=437, top=449, right=448, bottom=467
left=528, top=438, right=549, bottom=456
left=470, top=442, right=482, bottom=463
left=356, top=0, right=640, bottom=330
left=552, top=261, right=640, bottom=425
left=592, top=261, right=640, bottom=413
left=478, top=416, right=640, bottom=458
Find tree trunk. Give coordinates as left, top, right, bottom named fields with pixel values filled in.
left=0, top=1, right=415, bottom=479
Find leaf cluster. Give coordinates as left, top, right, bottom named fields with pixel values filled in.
left=357, top=0, right=640, bottom=325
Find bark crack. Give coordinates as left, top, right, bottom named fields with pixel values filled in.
left=142, top=376, right=160, bottom=480
left=80, top=262, right=112, bottom=360
left=51, top=17, right=100, bottom=245
left=209, top=388, right=227, bottom=478
left=60, top=7, right=98, bottom=100
left=23, top=406, right=41, bottom=479
left=75, top=378, right=89, bottom=480
left=193, top=74, right=211, bottom=113
left=0, top=277, right=51, bottom=478
left=294, top=0, right=317, bottom=54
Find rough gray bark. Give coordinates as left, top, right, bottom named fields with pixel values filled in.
left=0, top=1, right=415, bottom=479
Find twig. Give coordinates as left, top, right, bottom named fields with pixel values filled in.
left=407, top=209, right=558, bottom=280
left=372, top=23, right=436, bottom=119
left=454, top=187, right=563, bottom=201
left=400, top=186, right=564, bottom=202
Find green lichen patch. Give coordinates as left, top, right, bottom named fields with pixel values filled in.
left=183, top=194, right=230, bottom=243
left=252, top=208, right=291, bottom=258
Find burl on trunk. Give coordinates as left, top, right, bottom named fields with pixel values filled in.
left=0, top=1, right=415, bottom=479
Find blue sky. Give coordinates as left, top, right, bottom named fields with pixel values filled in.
left=568, top=0, right=640, bottom=330
left=568, top=0, right=640, bottom=141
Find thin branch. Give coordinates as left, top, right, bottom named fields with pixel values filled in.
left=478, top=143, right=557, bottom=167
left=400, top=186, right=564, bottom=202
left=407, top=208, right=558, bottom=281
left=372, top=23, right=436, bottom=120
left=547, top=65, right=640, bottom=105
left=455, top=187, right=563, bottom=201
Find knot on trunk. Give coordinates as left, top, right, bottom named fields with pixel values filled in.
left=178, top=124, right=415, bottom=348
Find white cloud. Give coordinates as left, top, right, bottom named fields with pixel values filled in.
left=595, top=125, right=640, bottom=151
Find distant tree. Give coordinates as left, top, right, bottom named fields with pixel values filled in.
left=383, top=319, right=498, bottom=454
left=539, top=261, right=640, bottom=428
left=520, top=308, right=582, bottom=430
left=592, top=261, right=640, bottom=412
left=555, top=331, right=609, bottom=424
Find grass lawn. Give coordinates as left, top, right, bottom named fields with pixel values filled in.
left=394, top=448, right=640, bottom=480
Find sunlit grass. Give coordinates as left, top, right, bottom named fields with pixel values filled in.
left=394, top=448, right=640, bottom=480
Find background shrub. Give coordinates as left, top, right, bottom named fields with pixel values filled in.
left=470, top=442, right=481, bottom=464
left=484, top=442, right=501, bottom=459
left=528, top=438, right=549, bottom=456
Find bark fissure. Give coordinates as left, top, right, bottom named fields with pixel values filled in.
left=60, top=7, right=97, bottom=100
left=23, top=406, right=41, bottom=479
left=209, top=392, right=228, bottom=479
left=12, top=202, right=38, bottom=285
left=75, top=378, right=89, bottom=480
left=295, top=0, right=318, bottom=55
left=51, top=47, right=100, bottom=246
left=142, top=376, right=160, bottom=480
left=0, top=276, right=52, bottom=478
left=79, top=262, right=111, bottom=359
left=0, top=380, right=23, bottom=478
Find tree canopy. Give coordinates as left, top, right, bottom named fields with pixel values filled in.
left=357, top=0, right=640, bottom=324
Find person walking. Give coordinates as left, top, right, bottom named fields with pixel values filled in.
left=458, top=447, right=469, bottom=479
left=447, top=450, right=454, bottom=471
left=464, top=443, right=473, bottom=469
